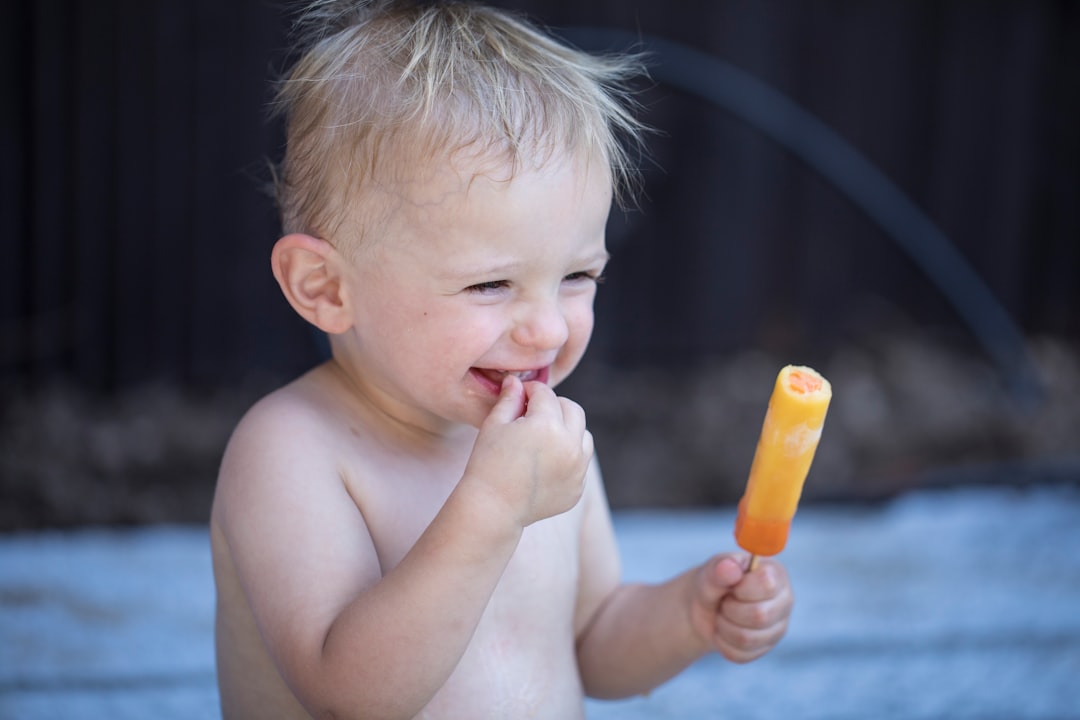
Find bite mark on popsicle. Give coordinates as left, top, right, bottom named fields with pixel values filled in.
left=735, top=365, right=831, bottom=568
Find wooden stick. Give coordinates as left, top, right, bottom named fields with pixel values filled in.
left=747, top=554, right=759, bottom=572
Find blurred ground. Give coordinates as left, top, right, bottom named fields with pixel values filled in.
left=2, top=331, right=1079, bottom=529
left=2, top=485, right=1078, bottom=719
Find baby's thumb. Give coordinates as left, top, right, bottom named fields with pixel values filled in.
left=484, top=374, right=527, bottom=425
left=697, top=555, right=745, bottom=607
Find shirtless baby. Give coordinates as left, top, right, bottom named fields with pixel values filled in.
left=210, top=2, right=794, bottom=718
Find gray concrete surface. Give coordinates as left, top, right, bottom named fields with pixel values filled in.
left=2, top=485, right=1079, bottom=719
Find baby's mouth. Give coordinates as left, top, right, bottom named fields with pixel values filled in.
left=472, top=367, right=549, bottom=388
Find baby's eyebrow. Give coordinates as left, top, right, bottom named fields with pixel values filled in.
left=567, top=250, right=612, bottom=272
left=441, top=250, right=610, bottom=282
left=440, top=259, right=522, bottom=282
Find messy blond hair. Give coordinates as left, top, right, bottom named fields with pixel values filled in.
left=272, top=0, right=647, bottom=249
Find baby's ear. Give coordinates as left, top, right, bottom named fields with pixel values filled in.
left=271, top=233, right=353, bottom=334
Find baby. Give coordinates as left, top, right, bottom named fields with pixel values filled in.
left=210, top=2, right=794, bottom=718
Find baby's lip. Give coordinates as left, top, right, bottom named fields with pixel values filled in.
left=472, top=366, right=550, bottom=388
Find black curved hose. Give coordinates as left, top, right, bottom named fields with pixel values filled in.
left=559, top=27, right=1044, bottom=408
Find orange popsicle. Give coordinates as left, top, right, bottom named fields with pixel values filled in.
left=735, top=365, right=831, bottom=565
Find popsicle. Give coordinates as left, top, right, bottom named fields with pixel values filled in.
left=735, top=365, right=831, bottom=570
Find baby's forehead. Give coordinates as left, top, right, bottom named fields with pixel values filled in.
left=329, top=141, right=611, bottom=254
left=384, top=142, right=607, bottom=200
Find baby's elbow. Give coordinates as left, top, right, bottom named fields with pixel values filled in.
left=578, top=653, right=639, bottom=701
left=583, top=682, right=630, bottom=702
left=582, top=671, right=653, bottom=702
left=304, top=684, right=428, bottom=720
left=308, top=703, right=412, bottom=720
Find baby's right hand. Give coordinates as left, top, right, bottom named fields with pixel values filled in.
left=464, top=375, right=593, bottom=527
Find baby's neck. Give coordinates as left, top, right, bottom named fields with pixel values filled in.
left=319, top=358, right=479, bottom=458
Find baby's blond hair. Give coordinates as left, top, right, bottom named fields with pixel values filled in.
left=273, top=0, right=647, bottom=250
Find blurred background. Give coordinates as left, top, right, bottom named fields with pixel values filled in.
left=2, top=0, right=1079, bottom=530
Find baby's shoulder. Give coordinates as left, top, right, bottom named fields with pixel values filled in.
left=236, top=376, right=335, bottom=440
left=222, top=366, right=359, bottom=471
left=213, top=367, right=379, bottom=526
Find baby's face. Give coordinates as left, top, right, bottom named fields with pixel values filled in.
left=336, top=150, right=613, bottom=432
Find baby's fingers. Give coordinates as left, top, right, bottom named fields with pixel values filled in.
left=720, top=592, right=791, bottom=632
left=518, top=381, right=581, bottom=414
left=711, top=559, right=792, bottom=662
left=483, top=374, right=527, bottom=426
left=724, top=561, right=793, bottom=629
left=713, top=613, right=789, bottom=664
left=732, top=559, right=791, bottom=603
left=556, top=396, right=592, bottom=452
left=522, top=384, right=591, bottom=448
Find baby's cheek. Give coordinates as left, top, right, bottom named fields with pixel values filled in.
left=568, top=308, right=595, bottom=346
left=555, top=325, right=592, bottom=383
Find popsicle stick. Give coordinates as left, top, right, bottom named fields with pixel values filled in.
left=747, top=554, right=759, bottom=572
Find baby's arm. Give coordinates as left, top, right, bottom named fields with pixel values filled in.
left=214, top=375, right=591, bottom=720
left=574, top=483, right=793, bottom=699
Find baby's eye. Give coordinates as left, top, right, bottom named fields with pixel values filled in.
left=564, top=271, right=605, bottom=284
left=465, top=280, right=510, bottom=293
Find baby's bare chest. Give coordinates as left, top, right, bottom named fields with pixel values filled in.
left=425, top=526, right=587, bottom=719
left=343, top=453, right=589, bottom=716
left=386, top=510, right=587, bottom=719
left=353, top=455, right=585, bottom=605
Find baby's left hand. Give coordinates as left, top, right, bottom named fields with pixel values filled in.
left=689, top=554, right=793, bottom=663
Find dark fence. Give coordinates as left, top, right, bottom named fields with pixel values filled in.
left=3, top=0, right=1078, bottom=392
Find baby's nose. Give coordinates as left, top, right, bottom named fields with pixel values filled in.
left=510, top=297, right=569, bottom=351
